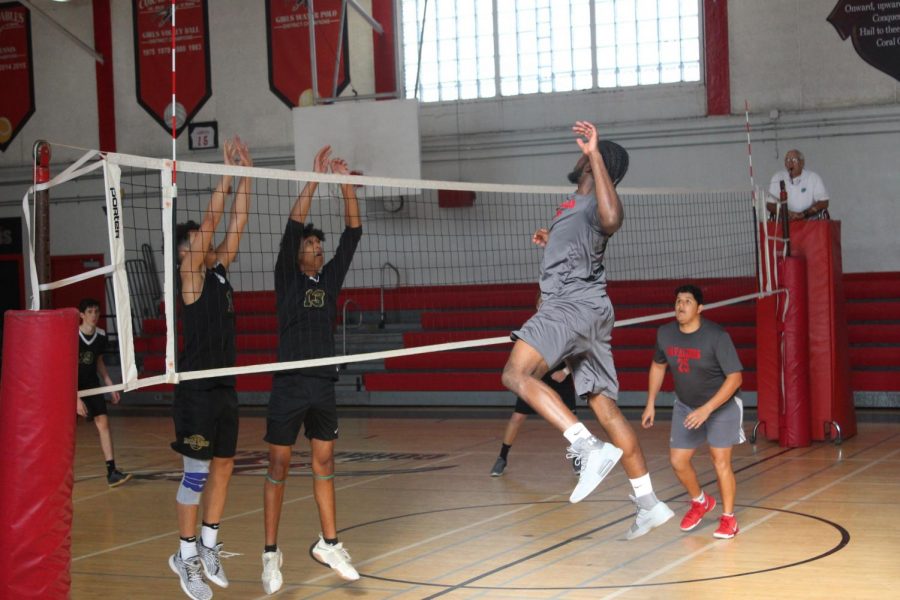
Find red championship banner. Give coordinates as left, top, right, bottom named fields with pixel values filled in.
left=132, top=0, right=211, bottom=134
left=266, top=0, right=350, bottom=108
left=0, top=3, right=35, bottom=152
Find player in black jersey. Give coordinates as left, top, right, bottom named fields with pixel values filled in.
left=261, top=145, right=363, bottom=592
left=76, top=297, right=131, bottom=488
left=168, top=136, right=252, bottom=600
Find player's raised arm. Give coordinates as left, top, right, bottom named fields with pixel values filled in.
left=290, top=145, right=331, bottom=224
left=573, top=121, right=623, bottom=235
left=189, top=138, right=235, bottom=272
left=330, top=157, right=361, bottom=229
left=218, top=136, right=253, bottom=269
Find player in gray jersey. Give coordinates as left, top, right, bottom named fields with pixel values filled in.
left=503, top=121, right=673, bottom=540
left=642, top=284, right=744, bottom=539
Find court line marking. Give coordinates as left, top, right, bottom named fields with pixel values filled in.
left=71, top=452, right=465, bottom=563
left=294, top=445, right=791, bottom=598
left=544, top=445, right=846, bottom=595
left=531, top=440, right=877, bottom=596
left=269, top=454, right=681, bottom=597
left=390, top=442, right=855, bottom=596
left=304, top=447, right=789, bottom=598
left=384, top=455, right=679, bottom=598
left=260, top=493, right=571, bottom=599
left=596, top=444, right=900, bottom=599
left=275, top=435, right=795, bottom=596
left=414, top=447, right=793, bottom=599
left=478, top=444, right=874, bottom=598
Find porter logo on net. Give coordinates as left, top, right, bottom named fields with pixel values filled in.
left=109, top=187, right=121, bottom=239
left=828, top=1, right=900, bottom=81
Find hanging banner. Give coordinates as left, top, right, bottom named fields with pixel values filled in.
left=0, top=3, right=34, bottom=152
left=132, top=0, right=211, bottom=134
left=266, top=0, right=350, bottom=108
left=828, top=1, right=900, bottom=82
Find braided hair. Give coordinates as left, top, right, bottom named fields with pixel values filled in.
left=598, top=140, right=629, bottom=187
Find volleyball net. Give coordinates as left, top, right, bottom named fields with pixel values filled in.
left=25, top=150, right=767, bottom=397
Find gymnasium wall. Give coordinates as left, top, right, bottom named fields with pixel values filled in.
left=0, top=0, right=898, bottom=303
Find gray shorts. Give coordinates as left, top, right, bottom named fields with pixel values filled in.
left=511, top=293, right=618, bottom=401
left=670, top=397, right=746, bottom=449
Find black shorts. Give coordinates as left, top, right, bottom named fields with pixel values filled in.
left=82, top=394, right=108, bottom=421
left=265, top=372, right=337, bottom=446
left=171, top=385, right=239, bottom=460
left=514, top=371, right=578, bottom=415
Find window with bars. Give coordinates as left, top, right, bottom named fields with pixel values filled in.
left=402, top=0, right=702, bottom=102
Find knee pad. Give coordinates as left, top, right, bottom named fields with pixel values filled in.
left=176, top=456, right=210, bottom=505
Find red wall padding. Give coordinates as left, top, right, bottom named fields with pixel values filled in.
left=790, top=222, right=857, bottom=441
left=780, top=257, right=811, bottom=447
left=755, top=295, right=781, bottom=441
left=0, top=309, right=79, bottom=599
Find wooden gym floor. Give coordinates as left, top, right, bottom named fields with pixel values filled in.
left=70, top=407, right=900, bottom=599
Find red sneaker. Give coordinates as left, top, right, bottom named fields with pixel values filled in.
left=680, top=494, right=717, bottom=531
left=714, top=514, right=739, bottom=539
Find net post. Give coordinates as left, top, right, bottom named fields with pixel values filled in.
left=161, top=167, right=178, bottom=382
left=33, top=140, right=52, bottom=309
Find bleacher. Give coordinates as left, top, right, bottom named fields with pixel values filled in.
left=133, top=273, right=900, bottom=403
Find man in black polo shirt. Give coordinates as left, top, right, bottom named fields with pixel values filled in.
left=261, top=145, right=363, bottom=592
left=168, top=137, right=252, bottom=600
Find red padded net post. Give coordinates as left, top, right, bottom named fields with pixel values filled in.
left=780, top=257, right=811, bottom=447
left=755, top=294, right=781, bottom=441
left=790, top=221, right=856, bottom=441
left=0, top=309, right=79, bottom=599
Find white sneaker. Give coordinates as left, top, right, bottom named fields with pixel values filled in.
left=567, top=436, right=623, bottom=503
left=198, top=542, right=228, bottom=588
left=169, top=552, right=213, bottom=600
left=625, top=496, right=675, bottom=540
left=312, top=534, right=360, bottom=581
left=261, top=549, right=283, bottom=594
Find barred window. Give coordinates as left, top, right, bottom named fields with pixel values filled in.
left=402, top=0, right=702, bottom=102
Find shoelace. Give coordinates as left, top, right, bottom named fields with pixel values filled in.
left=185, top=558, right=204, bottom=582
left=685, top=501, right=706, bottom=520
left=322, top=542, right=353, bottom=563
left=263, top=555, right=279, bottom=572
left=206, top=549, right=221, bottom=572
left=564, top=447, right=583, bottom=472
left=336, top=546, right=352, bottom=562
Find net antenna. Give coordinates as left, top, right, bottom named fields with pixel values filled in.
left=163, top=0, right=178, bottom=381
left=744, top=100, right=764, bottom=294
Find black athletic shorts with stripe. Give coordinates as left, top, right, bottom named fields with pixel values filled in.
left=265, top=372, right=338, bottom=445
left=171, top=385, right=239, bottom=460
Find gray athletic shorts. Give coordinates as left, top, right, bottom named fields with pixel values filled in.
left=511, top=293, right=618, bottom=401
left=670, top=397, right=746, bottom=449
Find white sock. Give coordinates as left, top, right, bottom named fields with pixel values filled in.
left=629, top=473, right=654, bottom=498
left=180, top=537, right=198, bottom=560
left=201, top=524, right=219, bottom=548
left=563, top=422, right=592, bottom=444
left=693, top=491, right=705, bottom=503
